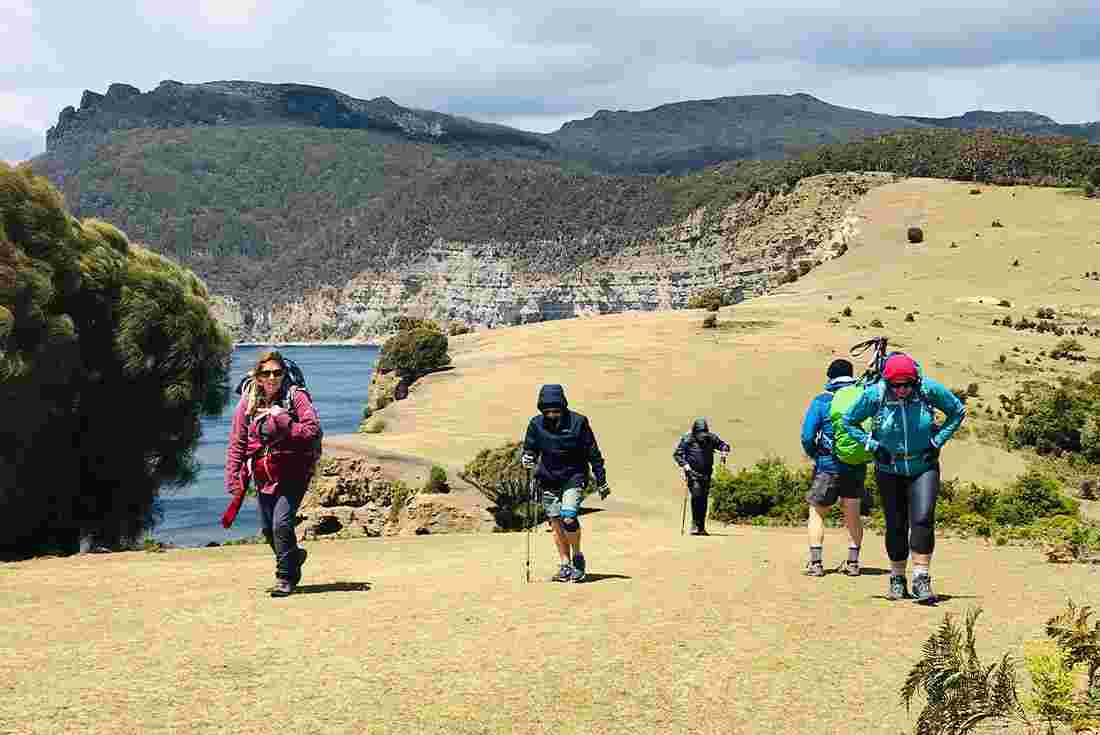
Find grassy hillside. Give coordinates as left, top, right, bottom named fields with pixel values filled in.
left=36, top=126, right=674, bottom=308
left=28, top=123, right=1100, bottom=318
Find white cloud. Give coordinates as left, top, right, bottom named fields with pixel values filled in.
left=2, top=0, right=1099, bottom=141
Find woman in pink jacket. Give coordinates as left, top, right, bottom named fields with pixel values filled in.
left=224, top=350, right=321, bottom=597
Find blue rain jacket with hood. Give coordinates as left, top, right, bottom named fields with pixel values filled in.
left=841, top=375, right=966, bottom=477
left=800, top=375, right=862, bottom=475
left=523, top=384, right=607, bottom=487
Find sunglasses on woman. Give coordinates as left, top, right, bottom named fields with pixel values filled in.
left=257, top=369, right=284, bottom=379
left=889, top=381, right=915, bottom=390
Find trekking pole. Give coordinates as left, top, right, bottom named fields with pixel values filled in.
left=525, top=469, right=532, bottom=584
left=680, top=480, right=688, bottom=536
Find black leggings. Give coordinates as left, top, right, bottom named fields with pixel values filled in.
left=875, top=466, right=940, bottom=560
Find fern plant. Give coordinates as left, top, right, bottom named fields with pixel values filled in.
left=901, top=607, right=1028, bottom=735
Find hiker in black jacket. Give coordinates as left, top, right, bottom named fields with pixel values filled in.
left=673, top=418, right=730, bottom=535
left=522, top=384, right=609, bottom=583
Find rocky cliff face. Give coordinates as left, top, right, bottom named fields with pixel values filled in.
left=213, top=172, right=895, bottom=342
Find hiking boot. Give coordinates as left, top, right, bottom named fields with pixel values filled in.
left=805, top=561, right=826, bottom=577
left=551, top=564, right=576, bottom=583
left=291, top=548, right=308, bottom=586
left=696, top=528, right=709, bottom=536
left=270, top=579, right=295, bottom=597
left=842, top=560, right=861, bottom=577
left=571, top=552, right=587, bottom=583
left=689, top=526, right=702, bottom=536
left=912, top=575, right=936, bottom=605
left=887, top=575, right=910, bottom=600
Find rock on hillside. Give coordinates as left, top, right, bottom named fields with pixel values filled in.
left=218, top=172, right=896, bottom=342
left=297, top=457, right=491, bottom=540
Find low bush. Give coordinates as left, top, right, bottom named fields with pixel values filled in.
left=842, top=306, right=853, bottom=317
left=460, top=442, right=546, bottom=530
left=688, top=287, right=726, bottom=311
left=907, top=227, right=924, bottom=243
left=993, top=470, right=1079, bottom=526
left=359, top=416, right=386, bottom=434
left=702, top=314, right=717, bottom=328
left=709, top=457, right=810, bottom=525
left=902, top=602, right=1100, bottom=735
left=448, top=322, right=471, bottom=336
left=424, top=465, right=450, bottom=494
left=388, top=481, right=413, bottom=523
left=377, top=327, right=450, bottom=377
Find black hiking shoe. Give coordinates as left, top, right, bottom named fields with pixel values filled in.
left=887, top=575, right=909, bottom=600
left=551, top=564, right=576, bottom=583
left=911, top=575, right=936, bottom=605
left=571, top=552, right=587, bottom=583
left=291, top=548, right=308, bottom=586
left=841, top=560, right=860, bottom=577
left=805, top=561, right=826, bottom=577
left=270, top=579, right=295, bottom=597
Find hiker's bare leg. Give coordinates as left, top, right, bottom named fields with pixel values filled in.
left=566, top=527, right=581, bottom=557
left=841, top=497, right=863, bottom=549
left=807, top=503, right=829, bottom=547
left=549, top=518, right=571, bottom=563
left=912, top=551, right=931, bottom=568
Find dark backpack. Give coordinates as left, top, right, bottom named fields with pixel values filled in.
left=235, top=357, right=323, bottom=465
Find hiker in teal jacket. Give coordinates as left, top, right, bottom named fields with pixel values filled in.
left=842, top=354, right=966, bottom=604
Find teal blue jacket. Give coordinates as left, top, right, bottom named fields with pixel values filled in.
left=842, top=376, right=966, bottom=477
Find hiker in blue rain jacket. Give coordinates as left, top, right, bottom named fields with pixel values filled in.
left=843, top=354, right=966, bottom=604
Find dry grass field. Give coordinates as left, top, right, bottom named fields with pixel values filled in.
left=2, top=179, right=1099, bottom=735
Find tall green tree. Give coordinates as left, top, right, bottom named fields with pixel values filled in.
left=0, top=164, right=232, bottom=555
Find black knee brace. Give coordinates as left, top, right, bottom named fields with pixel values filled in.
left=561, top=516, right=580, bottom=532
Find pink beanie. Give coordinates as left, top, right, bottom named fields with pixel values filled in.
left=883, top=354, right=918, bottom=383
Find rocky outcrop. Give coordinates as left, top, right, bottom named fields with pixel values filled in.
left=224, top=172, right=895, bottom=342
left=46, top=80, right=551, bottom=154
left=296, top=457, right=488, bottom=540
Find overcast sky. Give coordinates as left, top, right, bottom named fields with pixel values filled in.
left=3, top=0, right=1099, bottom=161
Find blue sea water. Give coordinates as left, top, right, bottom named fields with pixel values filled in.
left=153, top=345, right=379, bottom=547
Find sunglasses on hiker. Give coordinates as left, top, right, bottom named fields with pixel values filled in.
left=889, top=381, right=915, bottom=390
left=257, top=369, right=284, bottom=379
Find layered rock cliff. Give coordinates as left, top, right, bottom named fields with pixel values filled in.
left=213, top=172, right=896, bottom=342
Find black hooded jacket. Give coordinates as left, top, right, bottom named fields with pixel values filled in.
left=673, top=418, right=731, bottom=477
left=523, top=384, right=607, bottom=486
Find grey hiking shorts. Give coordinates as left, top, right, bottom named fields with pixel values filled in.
left=806, top=468, right=865, bottom=507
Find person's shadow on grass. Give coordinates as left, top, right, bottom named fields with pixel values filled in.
left=291, top=581, right=372, bottom=594
left=577, top=573, right=631, bottom=583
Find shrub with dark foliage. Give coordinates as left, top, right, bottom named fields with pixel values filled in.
left=0, top=164, right=231, bottom=555
left=378, top=327, right=450, bottom=377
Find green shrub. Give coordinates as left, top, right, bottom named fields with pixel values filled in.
left=993, top=470, right=1079, bottom=526
left=702, top=314, right=717, bottom=329
left=460, top=442, right=547, bottom=530
left=424, top=465, right=450, bottom=494
left=0, top=164, right=232, bottom=555
left=388, top=481, right=413, bottom=523
left=709, top=457, right=810, bottom=525
left=688, top=288, right=725, bottom=311
left=378, top=328, right=450, bottom=377
left=842, top=306, right=853, bottom=317
left=391, top=315, right=441, bottom=333
left=905, top=312, right=915, bottom=322
left=448, top=322, right=471, bottom=336
left=359, top=416, right=386, bottom=434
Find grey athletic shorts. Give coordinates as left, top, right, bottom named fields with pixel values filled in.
left=806, top=468, right=866, bottom=506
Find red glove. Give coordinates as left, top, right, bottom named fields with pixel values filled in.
left=221, top=490, right=245, bottom=529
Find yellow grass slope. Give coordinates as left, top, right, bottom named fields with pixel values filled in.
left=3, top=178, right=1099, bottom=735
left=360, top=178, right=1100, bottom=515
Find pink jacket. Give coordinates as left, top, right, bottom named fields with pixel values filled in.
left=224, top=388, right=321, bottom=496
